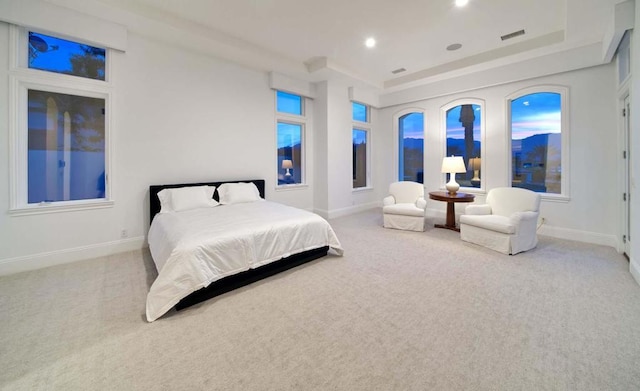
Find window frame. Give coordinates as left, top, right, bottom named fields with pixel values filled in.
left=352, top=102, right=371, bottom=191
left=8, top=25, right=113, bottom=215
left=393, top=108, right=425, bottom=184
left=275, top=90, right=306, bottom=189
left=506, top=85, right=570, bottom=201
left=440, top=98, right=486, bottom=193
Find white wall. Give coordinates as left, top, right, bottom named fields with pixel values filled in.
left=313, top=80, right=382, bottom=219
left=379, top=63, right=619, bottom=246
left=0, top=22, right=316, bottom=273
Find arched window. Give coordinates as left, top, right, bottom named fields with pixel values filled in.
left=442, top=99, right=485, bottom=189
left=396, top=110, right=424, bottom=183
left=507, top=87, right=568, bottom=196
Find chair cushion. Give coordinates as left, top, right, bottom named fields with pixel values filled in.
left=383, top=203, right=425, bottom=217
left=459, top=214, right=515, bottom=234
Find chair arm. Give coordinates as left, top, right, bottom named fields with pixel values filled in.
left=415, top=196, right=427, bottom=210
left=511, top=211, right=539, bottom=234
left=465, top=204, right=491, bottom=215
left=383, top=195, right=395, bottom=206
left=510, top=211, right=539, bottom=224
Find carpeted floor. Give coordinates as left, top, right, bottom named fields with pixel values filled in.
left=1, top=209, right=639, bottom=390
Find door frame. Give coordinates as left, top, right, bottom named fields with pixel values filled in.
left=620, top=92, right=631, bottom=257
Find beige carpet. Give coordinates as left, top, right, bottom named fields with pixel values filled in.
left=1, top=209, right=640, bottom=391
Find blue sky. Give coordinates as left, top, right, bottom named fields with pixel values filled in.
left=277, top=91, right=302, bottom=115
left=446, top=105, right=482, bottom=140
left=400, top=112, right=424, bottom=139
left=353, top=129, right=367, bottom=144
left=29, top=32, right=104, bottom=75
left=511, top=92, right=561, bottom=140
left=277, top=122, right=302, bottom=149
left=444, top=95, right=560, bottom=140
left=277, top=91, right=303, bottom=149
left=352, top=102, right=367, bottom=122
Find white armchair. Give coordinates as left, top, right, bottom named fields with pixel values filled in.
left=459, top=187, right=541, bottom=255
left=383, top=181, right=427, bottom=232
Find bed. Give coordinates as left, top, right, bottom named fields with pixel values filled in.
left=146, top=179, right=343, bottom=322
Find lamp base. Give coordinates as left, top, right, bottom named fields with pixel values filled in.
left=285, top=169, right=291, bottom=176
left=445, top=176, right=460, bottom=195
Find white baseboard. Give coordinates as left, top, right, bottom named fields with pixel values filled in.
left=537, top=225, right=618, bottom=248
left=630, top=257, right=640, bottom=286
left=426, top=207, right=618, bottom=249
left=315, top=202, right=381, bottom=220
left=0, top=236, right=147, bottom=276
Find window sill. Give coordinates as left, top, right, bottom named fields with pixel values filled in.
left=457, top=186, right=486, bottom=196
left=275, top=183, right=308, bottom=192
left=540, top=194, right=570, bottom=203
left=9, top=199, right=115, bottom=216
left=352, top=186, right=373, bottom=193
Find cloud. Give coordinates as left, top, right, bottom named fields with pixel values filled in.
left=512, top=111, right=561, bottom=139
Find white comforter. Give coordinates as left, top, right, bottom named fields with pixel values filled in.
left=146, top=201, right=343, bottom=321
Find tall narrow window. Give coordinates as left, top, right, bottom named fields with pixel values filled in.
left=352, top=102, right=371, bottom=189
left=276, top=91, right=305, bottom=186
left=277, top=122, right=303, bottom=185
left=509, top=90, right=564, bottom=194
left=398, top=112, right=424, bottom=183
left=352, top=129, right=368, bottom=188
left=444, top=102, right=483, bottom=188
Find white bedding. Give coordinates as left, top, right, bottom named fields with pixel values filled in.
left=146, top=200, right=343, bottom=322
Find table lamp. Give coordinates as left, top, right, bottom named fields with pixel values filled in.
left=441, top=156, right=466, bottom=195
left=282, top=159, right=293, bottom=176
left=468, top=157, right=481, bottom=181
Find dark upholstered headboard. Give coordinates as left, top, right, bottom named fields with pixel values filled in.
left=149, top=179, right=266, bottom=224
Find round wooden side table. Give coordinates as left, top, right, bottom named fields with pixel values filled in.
left=428, top=191, right=475, bottom=232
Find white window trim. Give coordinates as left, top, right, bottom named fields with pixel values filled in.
left=275, top=90, right=307, bottom=189
left=8, top=25, right=113, bottom=215
left=440, top=98, right=487, bottom=194
left=506, top=85, right=570, bottom=201
left=393, top=107, right=425, bottom=183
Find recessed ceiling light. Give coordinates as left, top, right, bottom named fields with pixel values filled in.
left=446, top=43, right=462, bottom=51
left=365, top=38, right=376, bottom=48
left=455, top=0, right=469, bottom=7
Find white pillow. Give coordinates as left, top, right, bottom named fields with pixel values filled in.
left=157, top=188, right=174, bottom=213
left=158, top=185, right=218, bottom=213
left=217, top=182, right=261, bottom=205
